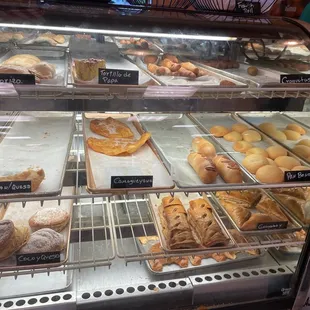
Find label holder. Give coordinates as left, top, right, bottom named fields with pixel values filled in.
left=257, top=221, right=288, bottom=230
left=111, top=175, right=153, bottom=189
left=0, top=181, right=32, bottom=194
left=16, top=251, right=61, bottom=266
left=98, top=68, right=139, bottom=85
left=284, top=170, right=310, bottom=182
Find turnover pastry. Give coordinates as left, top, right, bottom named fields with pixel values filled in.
left=3, top=54, right=41, bottom=68
left=30, top=62, right=56, bottom=80
left=216, top=190, right=261, bottom=208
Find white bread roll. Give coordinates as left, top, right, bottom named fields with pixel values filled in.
left=282, top=130, right=301, bottom=141
left=224, top=131, right=242, bottom=142
left=232, top=123, right=248, bottom=133
left=256, top=165, right=284, bottom=183
left=293, top=145, right=310, bottom=159
left=258, top=122, right=276, bottom=134
left=246, top=147, right=269, bottom=158
left=242, top=130, right=261, bottom=142
left=286, top=123, right=306, bottom=135
left=297, top=139, right=310, bottom=147
left=210, top=126, right=230, bottom=137
left=242, top=154, right=268, bottom=174
left=233, top=141, right=253, bottom=153
left=274, top=156, right=300, bottom=170
left=191, top=137, right=216, bottom=158
left=266, top=145, right=287, bottom=159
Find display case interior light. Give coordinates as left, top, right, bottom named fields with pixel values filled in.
left=0, top=23, right=237, bottom=41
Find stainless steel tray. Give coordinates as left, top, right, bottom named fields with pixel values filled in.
left=0, top=47, right=68, bottom=87
left=138, top=113, right=255, bottom=189
left=209, top=190, right=302, bottom=235
left=284, top=112, right=310, bottom=129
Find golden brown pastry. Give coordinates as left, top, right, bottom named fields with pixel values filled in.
left=30, top=62, right=56, bottom=80
left=282, top=130, right=301, bottom=141
left=143, top=55, right=158, bottom=64
left=286, top=123, right=306, bottom=135
left=216, top=190, right=261, bottom=208
left=242, top=130, right=261, bottom=142
left=274, top=156, right=300, bottom=170
left=223, top=131, right=242, bottom=142
left=180, top=62, right=199, bottom=75
left=297, top=139, right=310, bottom=147
left=210, top=125, right=230, bottom=137
left=242, top=154, right=269, bottom=174
left=246, top=147, right=268, bottom=157
left=293, top=145, right=310, bottom=159
left=255, top=165, right=284, bottom=183
left=271, top=187, right=307, bottom=200
left=269, top=130, right=287, bottom=142
left=147, top=63, right=159, bottom=74
left=3, top=54, right=41, bottom=68
left=266, top=145, right=287, bottom=159
left=213, top=155, right=243, bottom=183
left=177, top=67, right=196, bottom=78
left=74, top=58, right=106, bottom=81
left=163, top=54, right=179, bottom=63
left=156, top=66, right=172, bottom=76
left=258, top=122, right=276, bottom=134
left=160, top=58, right=181, bottom=72
left=233, top=141, right=253, bottom=153
left=232, top=123, right=248, bottom=133
left=191, top=137, right=216, bottom=158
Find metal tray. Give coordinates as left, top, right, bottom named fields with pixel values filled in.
left=83, top=113, right=174, bottom=194
left=284, top=112, right=310, bottom=129
left=148, top=192, right=235, bottom=253
left=0, top=112, right=75, bottom=198
left=0, top=48, right=68, bottom=87
left=0, top=186, right=74, bottom=271
left=22, top=33, right=70, bottom=49
left=137, top=113, right=255, bottom=189
left=209, top=190, right=302, bottom=235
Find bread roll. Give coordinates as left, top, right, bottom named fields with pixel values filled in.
left=274, top=156, right=301, bottom=170
left=293, top=145, right=310, bottom=159
left=242, top=130, right=261, bottom=142
left=291, top=166, right=310, bottom=171
left=256, top=165, right=284, bottom=183
left=233, top=141, right=253, bottom=153
left=191, top=137, right=216, bottom=158
left=143, top=55, right=158, bottom=64
left=224, top=131, right=242, bottom=142
left=245, top=147, right=268, bottom=158
left=232, top=123, right=248, bottom=133
left=258, top=122, right=276, bottom=134
left=269, top=130, right=287, bottom=142
left=187, top=152, right=218, bottom=184
left=286, top=123, right=306, bottom=135
left=210, top=126, right=230, bottom=137
left=282, top=130, right=301, bottom=141
left=267, top=158, right=277, bottom=166
left=266, top=145, right=287, bottom=159
left=213, top=155, right=243, bottom=183
left=242, top=154, right=269, bottom=174
left=297, top=139, right=310, bottom=148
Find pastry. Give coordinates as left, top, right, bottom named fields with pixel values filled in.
left=213, top=155, right=243, bottom=183
left=160, top=59, right=181, bottom=72
left=242, top=154, right=269, bottom=174
left=143, top=55, right=158, bottom=65
left=0, top=65, right=40, bottom=83
left=187, top=152, right=218, bottom=184
left=191, top=137, right=216, bottom=158
left=87, top=132, right=151, bottom=156
left=0, top=169, right=45, bottom=192
left=266, top=145, right=287, bottom=159
left=35, top=32, right=65, bottom=45
left=34, top=37, right=57, bottom=46
left=241, top=213, right=281, bottom=231
left=293, top=145, right=310, bottom=159
left=180, top=62, right=199, bottom=75
left=233, top=141, right=253, bottom=153
left=220, top=80, right=236, bottom=87
left=210, top=126, right=230, bottom=137
left=0, top=32, right=13, bottom=42
left=267, top=158, right=277, bottom=166
left=246, top=147, right=269, bottom=157
left=286, top=123, right=306, bottom=135
left=3, top=54, right=41, bottom=68
left=271, top=187, right=307, bottom=200
left=269, top=130, right=287, bottom=142
left=178, top=67, right=196, bottom=78
left=297, top=139, right=310, bottom=148
left=256, top=165, right=284, bottom=183
left=242, top=130, right=261, bottom=142
left=274, top=156, right=300, bottom=170
left=223, top=131, right=242, bottom=142
left=30, top=62, right=56, bottom=80
left=90, top=117, right=134, bottom=139
left=156, top=66, right=172, bottom=76
left=74, top=58, right=106, bottom=81
left=163, top=54, right=179, bottom=63
left=216, top=190, right=261, bottom=207
left=282, top=130, right=301, bottom=141
left=0, top=220, right=15, bottom=250
left=29, top=208, right=70, bottom=232
left=232, top=123, right=248, bottom=133
left=258, top=122, right=276, bottom=134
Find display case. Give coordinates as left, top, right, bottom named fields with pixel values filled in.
left=1, top=2, right=310, bottom=310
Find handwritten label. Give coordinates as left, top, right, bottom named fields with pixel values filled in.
left=235, top=1, right=261, bottom=14
left=111, top=176, right=153, bottom=188
left=98, top=69, right=139, bottom=85
left=285, top=170, right=310, bottom=182
left=257, top=221, right=288, bottom=230
left=16, top=252, right=61, bottom=266
left=0, top=181, right=31, bottom=194
left=281, top=75, right=310, bottom=84
left=0, top=74, right=35, bottom=85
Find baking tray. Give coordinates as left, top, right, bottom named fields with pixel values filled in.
left=148, top=192, right=235, bottom=253
left=0, top=48, right=68, bottom=87
left=284, top=111, right=310, bottom=129
left=0, top=186, right=74, bottom=271
left=83, top=113, right=174, bottom=194
left=236, top=112, right=310, bottom=165
left=189, top=112, right=310, bottom=185
left=209, top=190, right=302, bottom=235
left=137, top=113, right=255, bottom=189
left=0, top=112, right=75, bottom=198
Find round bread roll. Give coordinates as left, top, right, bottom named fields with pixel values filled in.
left=233, top=141, right=253, bottom=153
left=242, top=154, right=269, bottom=174
left=0, top=219, right=15, bottom=249
left=286, top=123, right=306, bottom=135
left=224, top=131, right=242, bottom=142
left=291, top=166, right=310, bottom=171
left=293, top=145, right=310, bottom=159
left=279, top=167, right=290, bottom=172
left=269, top=130, right=287, bottom=142
left=267, top=158, right=277, bottom=166
left=297, top=139, right=310, bottom=148
left=258, top=122, right=277, bottom=134
left=266, top=145, right=287, bottom=159
left=231, top=123, right=248, bottom=133
left=246, top=147, right=269, bottom=157
left=256, top=165, right=284, bottom=183
left=242, top=130, right=261, bottom=142
left=143, top=55, right=158, bottom=65
left=210, top=126, right=231, bottom=138
left=274, top=156, right=301, bottom=170
left=282, top=129, right=301, bottom=141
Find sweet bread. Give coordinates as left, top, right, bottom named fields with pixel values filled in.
left=233, top=141, right=253, bottom=153
left=223, top=131, right=242, bottom=142
left=231, top=123, right=248, bottom=133
left=210, top=126, right=230, bottom=137
left=255, top=165, right=284, bottom=183
left=258, top=122, right=276, bottom=134
left=3, top=54, right=41, bottom=68
left=245, top=147, right=268, bottom=157
left=267, top=158, right=277, bottom=166
left=286, top=123, right=306, bottom=135
left=266, top=145, right=287, bottom=159
left=297, top=139, right=310, bottom=148
left=242, top=130, right=261, bottom=142
left=242, top=154, right=269, bottom=174
left=269, top=130, right=287, bottom=142
left=274, top=156, right=300, bottom=170
left=293, top=145, right=310, bottom=159
left=282, top=130, right=301, bottom=141
left=191, top=137, right=216, bottom=158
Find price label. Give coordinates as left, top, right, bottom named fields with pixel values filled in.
left=0, top=181, right=31, bottom=194
left=235, top=1, right=261, bottom=14
left=280, top=74, right=310, bottom=84
left=257, top=221, right=288, bottom=230
left=0, top=74, right=36, bottom=85
left=285, top=170, right=310, bottom=182
left=98, top=69, right=139, bottom=85
left=16, top=252, right=61, bottom=266
left=111, top=176, right=153, bottom=189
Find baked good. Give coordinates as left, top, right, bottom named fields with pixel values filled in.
left=210, top=126, right=230, bottom=137
left=232, top=123, right=248, bottom=133
left=241, top=213, right=281, bottom=231
left=34, top=37, right=57, bottom=46
left=291, top=166, right=310, bottom=171
left=216, top=190, right=261, bottom=208
left=161, top=59, right=181, bottom=72
left=242, top=154, right=269, bottom=174
left=191, top=137, right=216, bottom=158
left=30, top=62, right=56, bottom=79
left=19, top=228, right=65, bottom=254
left=282, top=130, right=301, bottom=141
left=271, top=187, right=307, bottom=200
left=220, top=80, right=236, bottom=87
left=233, top=141, right=253, bottom=153
left=0, top=169, right=45, bottom=192
left=74, top=58, right=106, bottom=81
left=180, top=62, right=199, bottom=75
left=247, top=66, right=258, bottom=76
left=143, top=55, right=158, bottom=64
left=255, top=165, right=284, bottom=183
left=293, top=145, right=310, bottom=159
left=245, top=147, right=268, bottom=157
left=177, top=67, right=196, bottom=78
left=0, top=220, right=15, bottom=250
left=258, top=122, right=276, bottom=134
left=163, top=54, right=179, bottom=63
left=269, top=130, right=287, bottom=142
left=29, top=208, right=69, bottom=232
left=213, top=155, right=243, bottom=183
left=266, top=145, right=287, bottom=159
left=90, top=117, right=134, bottom=139
left=3, top=54, right=41, bottom=68
left=297, top=139, right=310, bottom=147
left=223, top=131, right=242, bottom=142
left=286, top=123, right=306, bottom=135
left=87, top=132, right=151, bottom=156
left=274, top=156, right=300, bottom=170
left=267, top=158, right=277, bottom=166
left=0, top=32, right=13, bottom=42
left=242, top=130, right=261, bottom=142
left=187, top=152, right=217, bottom=184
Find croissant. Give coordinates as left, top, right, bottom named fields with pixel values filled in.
left=160, top=58, right=181, bottom=72
left=178, top=67, right=196, bottom=79
left=181, top=62, right=199, bottom=75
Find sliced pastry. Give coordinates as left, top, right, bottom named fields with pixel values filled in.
left=216, top=190, right=261, bottom=208
left=271, top=188, right=307, bottom=200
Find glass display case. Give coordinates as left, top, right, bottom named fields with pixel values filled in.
left=1, top=2, right=310, bottom=310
